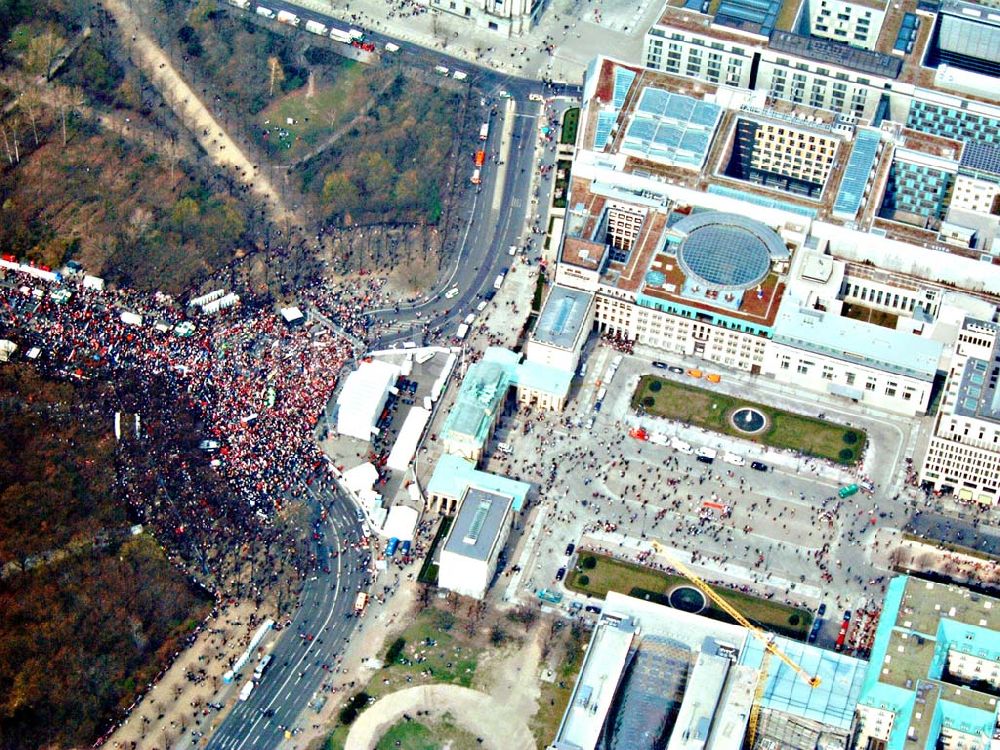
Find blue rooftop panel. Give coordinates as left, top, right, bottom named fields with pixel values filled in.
left=594, top=111, right=617, bottom=149
left=894, top=13, right=920, bottom=53
left=834, top=129, right=882, bottom=219
left=612, top=67, right=636, bottom=110
left=707, top=185, right=818, bottom=217
left=622, top=89, right=721, bottom=169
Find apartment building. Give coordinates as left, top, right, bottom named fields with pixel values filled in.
left=919, top=317, right=1000, bottom=505
left=800, top=0, right=887, bottom=51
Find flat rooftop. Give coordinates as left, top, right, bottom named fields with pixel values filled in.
left=533, top=285, right=593, bottom=350
left=553, top=616, right=637, bottom=750
left=860, top=576, right=1000, bottom=748
left=772, top=303, right=944, bottom=381
left=442, top=487, right=512, bottom=562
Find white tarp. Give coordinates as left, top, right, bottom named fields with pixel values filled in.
left=382, top=504, right=419, bottom=542
left=336, top=359, right=399, bottom=440
left=0, top=340, right=16, bottom=362
left=342, top=462, right=379, bottom=496
left=386, top=407, right=430, bottom=472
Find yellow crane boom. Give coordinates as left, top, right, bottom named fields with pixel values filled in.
left=650, top=541, right=821, bottom=688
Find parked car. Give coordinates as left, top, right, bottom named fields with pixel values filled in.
left=818, top=602, right=827, bottom=616
left=667, top=365, right=685, bottom=374
left=750, top=461, right=769, bottom=471
left=652, top=361, right=668, bottom=369
left=555, top=567, right=566, bottom=581
left=564, top=543, right=575, bottom=556
left=584, top=605, right=602, bottom=614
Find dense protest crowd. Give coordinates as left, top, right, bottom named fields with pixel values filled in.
left=0, top=267, right=361, bottom=556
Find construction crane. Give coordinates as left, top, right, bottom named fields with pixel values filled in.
left=649, top=540, right=821, bottom=689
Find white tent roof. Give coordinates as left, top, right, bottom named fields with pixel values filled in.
left=382, top=505, right=419, bottom=542
left=386, top=407, right=431, bottom=472
left=342, top=462, right=379, bottom=495
left=336, top=359, right=399, bottom=440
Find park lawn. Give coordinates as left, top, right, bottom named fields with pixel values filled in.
left=567, top=553, right=812, bottom=639
left=633, top=375, right=866, bottom=465
left=259, top=63, right=365, bottom=158
left=375, top=718, right=481, bottom=750
left=530, top=624, right=588, bottom=747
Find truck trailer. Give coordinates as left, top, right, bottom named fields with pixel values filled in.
left=304, top=19, right=328, bottom=35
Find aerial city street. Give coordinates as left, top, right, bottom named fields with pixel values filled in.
left=0, top=0, right=999, bottom=748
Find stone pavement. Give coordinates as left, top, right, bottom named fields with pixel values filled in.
left=284, top=0, right=659, bottom=82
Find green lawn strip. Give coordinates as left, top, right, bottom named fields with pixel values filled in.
left=568, top=553, right=811, bottom=639
left=633, top=375, right=865, bottom=465
left=417, top=516, right=452, bottom=584
left=560, top=108, right=580, bottom=144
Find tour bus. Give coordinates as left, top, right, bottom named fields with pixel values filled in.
left=479, top=123, right=489, bottom=141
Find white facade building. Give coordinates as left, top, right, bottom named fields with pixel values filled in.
left=421, top=0, right=544, bottom=35
left=436, top=487, right=513, bottom=599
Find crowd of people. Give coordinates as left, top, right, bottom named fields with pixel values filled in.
left=0, top=267, right=363, bottom=553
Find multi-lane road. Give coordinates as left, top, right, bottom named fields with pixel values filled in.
left=202, top=5, right=572, bottom=747
left=204, top=479, right=367, bottom=750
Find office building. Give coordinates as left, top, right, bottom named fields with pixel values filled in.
left=527, top=284, right=595, bottom=372
left=436, top=486, right=514, bottom=599
left=854, top=575, right=1000, bottom=748
left=951, top=142, right=1000, bottom=216
left=551, top=590, right=867, bottom=750
left=929, top=0, right=1000, bottom=77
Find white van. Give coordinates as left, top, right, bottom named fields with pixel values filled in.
left=445, top=287, right=459, bottom=299
left=464, top=313, right=475, bottom=325
left=452, top=70, right=468, bottom=80
left=434, top=65, right=449, bottom=76
left=723, top=452, right=746, bottom=467
left=670, top=437, right=694, bottom=454
left=384, top=42, right=400, bottom=52
left=476, top=300, right=488, bottom=312
left=497, top=442, right=513, bottom=455
left=696, top=446, right=718, bottom=460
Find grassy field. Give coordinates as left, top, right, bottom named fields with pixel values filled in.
left=375, top=717, right=481, bottom=750
left=560, top=107, right=580, bottom=145
left=258, top=63, right=366, bottom=159
left=567, top=553, right=812, bottom=639
left=324, top=605, right=486, bottom=749
left=633, top=375, right=866, bottom=465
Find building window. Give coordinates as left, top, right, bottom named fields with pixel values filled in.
left=846, top=372, right=856, bottom=385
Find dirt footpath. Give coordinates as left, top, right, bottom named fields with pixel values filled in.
left=344, top=684, right=535, bottom=750
left=99, top=0, right=292, bottom=222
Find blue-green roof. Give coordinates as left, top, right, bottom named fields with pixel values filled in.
left=426, top=454, right=532, bottom=512
left=740, top=636, right=866, bottom=730
left=439, top=348, right=570, bottom=448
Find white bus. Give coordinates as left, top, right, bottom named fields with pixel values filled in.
left=455, top=323, right=469, bottom=340
left=493, top=273, right=505, bottom=290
